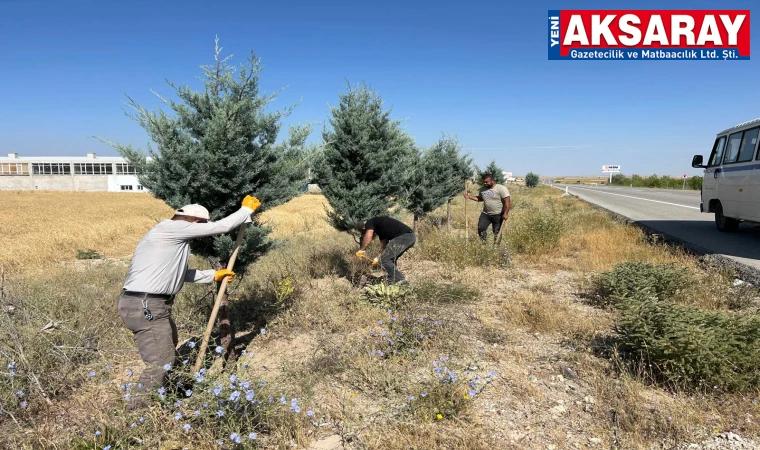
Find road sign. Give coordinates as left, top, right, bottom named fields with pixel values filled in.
left=682, top=173, right=688, bottom=179
left=602, top=165, right=621, bottom=173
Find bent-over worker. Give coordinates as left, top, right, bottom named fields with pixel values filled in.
left=463, top=173, right=510, bottom=241
left=356, top=216, right=416, bottom=284
left=118, top=195, right=261, bottom=409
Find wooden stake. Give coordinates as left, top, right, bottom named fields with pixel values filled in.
left=446, top=199, right=452, bottom=233
left=193, top=222, right=248, bottom=374
left=464, top=179, right=469, bottom=239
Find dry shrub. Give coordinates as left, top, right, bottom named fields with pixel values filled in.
left=497, top=288, right=605, bottom=337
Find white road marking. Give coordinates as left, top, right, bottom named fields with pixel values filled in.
left=557, top=185, right=700, bottom=210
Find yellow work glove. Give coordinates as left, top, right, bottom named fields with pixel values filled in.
left=241, top=195, right=261, bottom=212
left=355, top=250, right=367, bottom=258
left=214, top=269, right=235, bottom=282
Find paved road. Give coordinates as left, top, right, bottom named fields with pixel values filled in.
left=553, top=184, right=760, bottom=277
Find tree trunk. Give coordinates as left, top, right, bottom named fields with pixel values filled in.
left=413, top=214, right=419, bottom=233
left=447, top=199, right=452, bottom=232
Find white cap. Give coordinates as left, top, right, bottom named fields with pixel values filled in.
left=175, top=204, right=210, bottom=220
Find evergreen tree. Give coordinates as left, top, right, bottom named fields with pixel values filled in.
left=315, top=82, right=416, bottom=233
left=403, top=135, right=472, bottom=231
left=476, top=160, right=505, bottom=184
left=97, top=38, right=313, bottom=269
left=525, top=172, right=539, bottom=187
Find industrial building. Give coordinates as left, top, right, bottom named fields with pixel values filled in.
left=0, top=152, right=146, bottom=192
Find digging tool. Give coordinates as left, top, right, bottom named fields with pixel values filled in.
left=495, top=220, right=505, bottom=245
left=193, top=222, right=248, bottom=374
left=464, top=179, right=469, bottom=239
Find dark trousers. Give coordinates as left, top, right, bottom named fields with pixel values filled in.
left=117, top=293, right=178, bottom=397
left=380, top=232, right=416, bottom=284
left=478, top=213, right=503, bottom=241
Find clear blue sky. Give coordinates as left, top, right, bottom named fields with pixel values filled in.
left=1, top=0, right=757, bottom=176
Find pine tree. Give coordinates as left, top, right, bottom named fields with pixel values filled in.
left=404, top=135, right=471, bottom=231
left=476, top=160, right=505, bottom=184
left=525, top=172, right=539, bottom=187
left=97, top=38, right=313, bottom=269
left=315, top=82, right=417, bottom=233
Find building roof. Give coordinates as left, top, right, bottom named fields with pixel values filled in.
left=0, top=153, right=131, bottom=163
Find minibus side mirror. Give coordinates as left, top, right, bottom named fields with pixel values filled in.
left=692, top=155, right=705, bottom=168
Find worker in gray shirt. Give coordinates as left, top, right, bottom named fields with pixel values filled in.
left=463, top=173, right=510, bottom=241
left=118, top=195, right=261, bottom=409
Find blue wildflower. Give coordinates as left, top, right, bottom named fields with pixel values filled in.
left=194, top=373, right=205, bottom=383
left=95, top=430, right=102, bottom=436
left=124, top=394, right=131, bottom=401
left=246, top=390, right=255, bottom=402
left=88, top=371, right=96, bottom=377
left=217, top=440, right=224, bottom=446
left=307, top=410, right=315, bottom=417
left=489, top=370, right=497, bottom=377
left=15, top=391, right=23, bottom=398
left=291, top=405, right=301, bottom=413
left=182, top=359, right=189, bottom=365
left=217, top=410, right=225, bottom=417
left=421, top=392, right=427, bottom=397
left=469, top=389, right=476, bottom=397
left=409, top=396, right=415, bottom=401
left=260, top=328, right=266, bottom=335
left=183, top=423, right=191, bottom=432
left=194, top=410, right=200, bottom=416
left=240, top=381, right=250, bottom=389
left=280, top=396, right=286, bottom=404
left=229, top=390, right=240, bottom=402
left=130, top=422, right=136, bottom=428
left=230, top=433, right=241, bottom=444
left=378, top=320, right=383, bottom=325
left=157, top=387, right=166, bottom=395
left=19, top=401, right=27, bottom=408
left=188, top=341, right=196, bottom=348
left=139, top=417, right=145, bottom=423
left=174, top=412, right=183, bottom=420
left=175, top=400, right=183, bottom=407
left=103, top=446, right=111, bottom=450
left=214, top=346, right=223, bottom=355
left=200, top=368, right=207, bottom=374
left=229, top=374, right=237, bottom=383
left=105, top=365, right=112, bottom=370
left=248, top=432, right=257, bottom=440
left=213, top=387, right=222, bottom=397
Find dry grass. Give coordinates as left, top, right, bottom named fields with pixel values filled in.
left=0, top=191, right=172, bottom=271
left=259, top=194, right=334, bottom=239
left=2, top=186, right=759, bottom=450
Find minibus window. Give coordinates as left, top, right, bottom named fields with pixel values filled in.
left=723, top=132, right=743, bottom=164
left=738, top=128, right=759, bottom=162
left=708, top=136, right=726, bottom=166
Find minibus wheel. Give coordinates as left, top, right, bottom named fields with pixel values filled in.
left=715, top=202, right=739, bottom=232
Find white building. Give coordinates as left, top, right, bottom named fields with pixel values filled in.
left=0, top=152, right=147, bottom=192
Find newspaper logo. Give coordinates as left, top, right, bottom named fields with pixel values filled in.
left=548, top=10, right=750, bottom=60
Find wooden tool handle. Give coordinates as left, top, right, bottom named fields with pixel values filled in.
left=192, top=222, right=249, bottom=374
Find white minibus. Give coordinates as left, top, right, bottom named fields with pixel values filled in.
left=692, top=117, right=760, bottom=232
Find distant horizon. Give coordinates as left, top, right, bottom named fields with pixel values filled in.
left=1, top=0, right=757, bottom=176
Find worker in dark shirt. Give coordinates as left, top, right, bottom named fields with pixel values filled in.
left=355, top=216, right=416, bottom=284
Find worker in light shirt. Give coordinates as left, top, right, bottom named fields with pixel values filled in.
left=118, top=195, right=261, bottom=409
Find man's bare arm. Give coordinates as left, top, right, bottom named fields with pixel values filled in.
left=359, top=229, right=374, bottom=251
left=502, top=196, right=511, bottom=220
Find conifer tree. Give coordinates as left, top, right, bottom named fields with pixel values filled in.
left=476, top=160, right=506, bottom=184
left=404, top=135, right=472, bottom=231
left=525, top=172, right=539, bottom=187
left=315, top=82, right=416, bottom=233
left=97, top=38, right=313, bottom=269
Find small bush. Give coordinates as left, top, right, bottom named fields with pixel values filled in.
left=506, top=207, right=564, bottom=255
left=591, top=262, right=691, bottom=307
left=615, top=295, right=760, bottom=392
left=525, top=172, right=539, bottom=188
left=416, top=231, right=510, bottom=269
left=76, top=249, right=103, bottom=260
